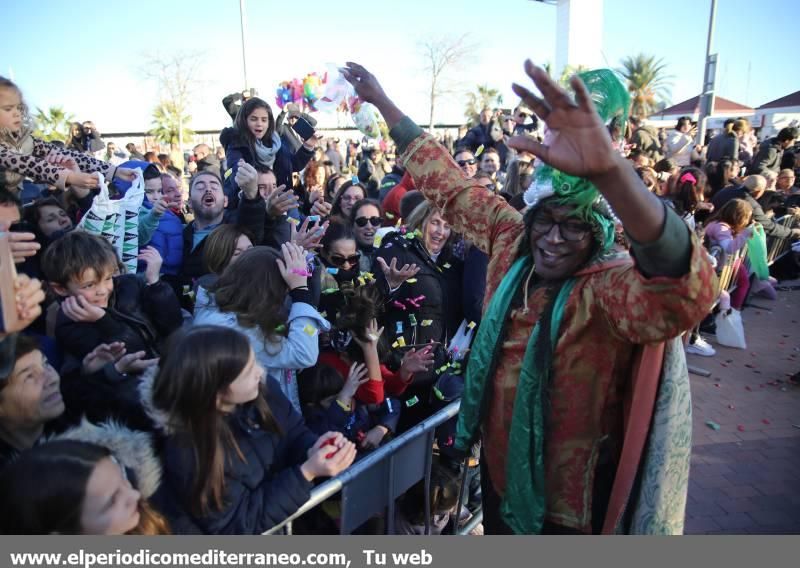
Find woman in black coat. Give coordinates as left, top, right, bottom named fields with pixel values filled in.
left=374, top=201, right=464, bottom=409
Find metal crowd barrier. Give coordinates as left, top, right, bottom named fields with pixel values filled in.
left=766, top=215, right=794, bottom=265
left=263, top=401, right=481, bottom=536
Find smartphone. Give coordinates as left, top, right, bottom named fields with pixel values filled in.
left=291, top=116, right=316, bottom=141
left=0, top=231, right=19, bottom=333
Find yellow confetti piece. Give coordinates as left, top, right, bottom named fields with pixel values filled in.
left=396, top=337, right=406, bottom=347
left=443, top=263, right=451, bottom=269
left=319, top=311, right=327, bottom=318
left=385, top=212, right=395, bottom=219
left=475, top=144, right=485, bottom=157
left=407, top=278, right=417, bottom=284
left=224, top=168, right=233, bottom=179
left=392, top=340, right=400, bottom=348
left=421, top=320, right=433, bottom=327
left=467, top=321, right=476, bottom=330
left=303, top=324, right=317, bottom=336
left=358, top=277, right=366, bottom=286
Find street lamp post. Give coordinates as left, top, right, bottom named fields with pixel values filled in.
left=696, top=0, right=718, bottom=146
left=239, top=0, right=250, bottom=90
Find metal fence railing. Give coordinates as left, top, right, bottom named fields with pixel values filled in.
left=263, top=400, right=480, bottom=536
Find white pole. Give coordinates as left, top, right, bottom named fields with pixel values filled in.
left=697, top=0, right=718, bottom=145
left=239, top=0, right=250, bottom=90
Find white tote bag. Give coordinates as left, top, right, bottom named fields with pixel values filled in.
left=715, top=308, right=747, bottom=350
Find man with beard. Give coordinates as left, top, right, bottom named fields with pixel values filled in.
left=178, top=170, right=267, bottom=307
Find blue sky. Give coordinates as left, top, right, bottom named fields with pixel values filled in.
left=1, top=0, right=796, bottom=133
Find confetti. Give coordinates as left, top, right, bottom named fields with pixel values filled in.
left=307, top=215, right=321, bottom=222
left=326, top=267, right=339, bottom=274
left=705, top=420, right=720, bottom=431
left=291, top=268, right=312, bottom=277
left=745, top=364, right=756, bottom=369
left=322, top=288, right=337, bottom=294
left=421, top=319, right=433, bottom=327
left=727, top=404, right=735, bottom=409
left=396, top=337, right=406, bottom=347
left=761, top=419, right=771, bottom=425
left=737, top=425, right=745, bottom=432
left=319, top=311, right=327, bottom=318
left=467, top=321, right=477, bottom=330
left=392, top=301, right=407, bottom=311
left=745, top=386, right=753, bottom=391
left=275, top=324, right=287, bottom=333
left=443, top=263, right=452, bottom=269
left=405, top=395, right=419, bottom=407
left=714, top=383, right=721, bottom=387
left=409, top=314, right=417, bottom=326
left=396, top=322, right=404, bottom=335
left=287, top=217, right=300, bottom=225
left=303, top=324, right=317, bottom=336
left=407, top=278, right=418, bottom=284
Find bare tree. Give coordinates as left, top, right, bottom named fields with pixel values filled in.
left=138, top=51, right=203, bottom=153
left=419, top=34, right=476, bottom=132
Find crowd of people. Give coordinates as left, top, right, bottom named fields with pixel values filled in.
left=0, top=57, right=799, bottom=536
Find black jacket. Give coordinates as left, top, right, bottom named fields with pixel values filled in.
left=159, top=378, right=318, bottom=534
left=712, top=186, right=792, bottom=239
left=706, top=132, right=739, bottom=163
left=748, top=137, right=784, bottom=175
left=374, top=231, right=464, bottom=368
left=220, top=127, right=314, bottom=209
left=457, top=123, right=492, bottom=154
left=54, top=274, right=183, bottom=361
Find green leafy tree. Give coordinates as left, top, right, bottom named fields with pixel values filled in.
left=33, top=106, right=74, bottom=142
left=464, top=84, right=502, bottom=125
left=618, top=54, right=672, bottom=119
left=150, top=101, right=193, bottom=150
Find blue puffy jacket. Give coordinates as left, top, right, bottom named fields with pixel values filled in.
left=142, top=205, right=184, bottom=276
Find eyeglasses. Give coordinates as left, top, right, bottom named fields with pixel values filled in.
left=355, top=216, right=382, bottom=228
left=531, top=213, right=592, bottom=242
left=329, top=252, right=361, bottom=267
left=518, top=161, right=533, bottom=169
left=456, top=159, right=477, bottom=167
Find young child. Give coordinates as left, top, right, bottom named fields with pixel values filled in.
left=193, top=243, right=328, bottom=410
left=704, top=198, right=755, bottom=309
left=0, top=77, right=135, bottom=194
left=42, top=231, right=183, bottom=361
left=394, top=461, right=462, bottom=535
left=144, top=325, right=356, bottom=534
left=298, top=362, right=400, bottom=450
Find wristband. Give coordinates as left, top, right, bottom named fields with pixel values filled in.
left=336, top=398, right=352, bottom=412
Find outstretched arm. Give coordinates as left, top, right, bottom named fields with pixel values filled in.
left=507, top=60, right=666, bottom=244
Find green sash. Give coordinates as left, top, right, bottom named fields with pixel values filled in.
left=455, top=256, right=575, bottom=534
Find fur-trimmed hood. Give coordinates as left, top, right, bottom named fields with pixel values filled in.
left=137, top=365, right=174, bottom=436
left=50, top=418, right=161, bottom=498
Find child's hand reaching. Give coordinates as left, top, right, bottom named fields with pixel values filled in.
left=276, top=242, right=309, bottom=290
left=339, top=362, right=369, bottom=403
left=353, top=318, right=384, bottom=351
left=400, top=343, right=435, bottom=379
left=62, top=295, right=105, bottom=323
left=137, top=246, right=163, bottom=285
left=360, top=425, right=389, bottom=450
left=301, top=432, right=357, bottom=481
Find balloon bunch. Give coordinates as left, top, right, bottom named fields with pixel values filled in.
left=275, top=72, right=328, bottom=112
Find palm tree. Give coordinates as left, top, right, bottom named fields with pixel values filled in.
left=464, top=84, right=502, bottom=125
left=618, top=54, right=672, bottom=119
left=150, top=101, right=193, bottom=151
left=33, top=106, right=74, bottom=142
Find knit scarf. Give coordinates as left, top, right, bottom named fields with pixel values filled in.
left=455, top=256, right=576, bottom=534
left=253, top=132, right=282, bottom=169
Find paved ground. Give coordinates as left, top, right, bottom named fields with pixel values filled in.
left=684, top=279, right=800, bottom=534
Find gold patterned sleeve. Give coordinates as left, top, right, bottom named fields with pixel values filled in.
left=399, top=130, right=524, bottom=257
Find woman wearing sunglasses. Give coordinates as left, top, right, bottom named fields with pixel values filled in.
left=349, top=198, right=384, bottom=272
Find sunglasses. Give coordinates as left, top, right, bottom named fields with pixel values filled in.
left=355, top=216, right=382, bottom=228
left=457, top=159, right=477, bottom=166
left=329, top=252, right=361, bottom=266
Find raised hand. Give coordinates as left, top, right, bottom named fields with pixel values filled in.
left=508, top=60, right=618, bottom=180
left=310, top=199, right=333, bottom=219
left=341, top=62, right=389, bottom=105
left=400, top=344, right=435, bottom=378
left=113, top=167, right=138, bottom=182
left=339, top=362, right=369, bottom=402
left=234, top=160, right=258, bottom=199
left=377, top=256, right=420, bottom=290
left=265, top=185, right=300, bottom=218
left=291, top=216, right=328, bottom=251
left=353, top=318, right=384, bottom=350
left=137, top=246, right=163, bottom=285
left=276, top=242, right=309, bottom=290
left=0, top=274, right=46, bottom=338
left=114, top=351, right=159, bottom=374
left=66, top=171, right=100, bottom=191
